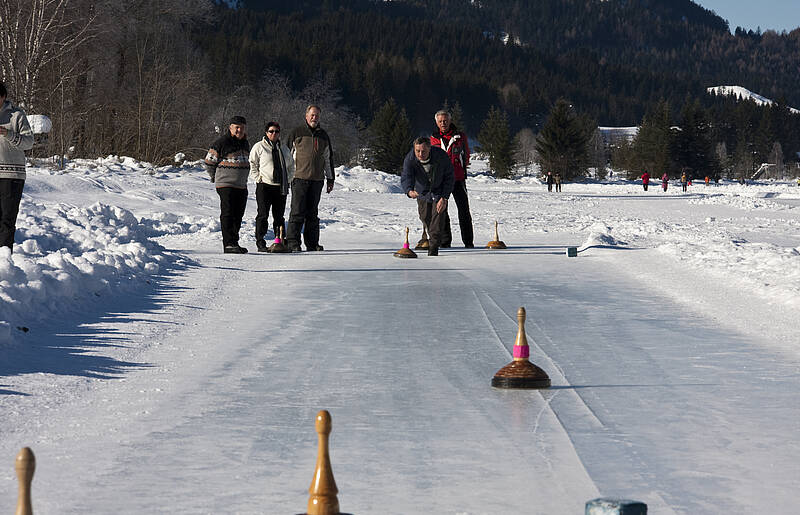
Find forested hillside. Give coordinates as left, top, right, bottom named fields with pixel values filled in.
left=5, top=0, right=798, bottom=174
left=201, top=0, right=800, bottom=131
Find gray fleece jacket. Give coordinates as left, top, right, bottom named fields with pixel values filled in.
left=0, top=100, right=34, bottom=180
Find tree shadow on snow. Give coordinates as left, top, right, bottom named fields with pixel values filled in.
left=0, top=260, right=196, bottom=394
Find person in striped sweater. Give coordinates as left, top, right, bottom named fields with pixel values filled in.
left=205, top=116, right=251, bottom=253
left=0, top=81, right=34, bottom=253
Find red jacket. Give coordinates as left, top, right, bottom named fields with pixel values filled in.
left=430, top=124, right=469, bottom=181
left=642, top=172, right=650, bottom=185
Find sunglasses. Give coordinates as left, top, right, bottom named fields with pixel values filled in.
left=267, top=129, right=280, bottom=133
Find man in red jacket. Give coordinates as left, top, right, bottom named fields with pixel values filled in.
left=429, top=110, right=474, bottom=248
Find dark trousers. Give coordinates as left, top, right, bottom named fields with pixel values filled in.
left=417, top=199, right=448, bottom=249
left=441, top=180, right=473, bottom=247
left=216, top=187, right=248, bottom=247
left=287, top=178, right=324, bottom=249
left=0, top=178, right=25, bottom=250
left=255, top=183, right=286, bottom=242
left=555, top=183, right=561, bottom=192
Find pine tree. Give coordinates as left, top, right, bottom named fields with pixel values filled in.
left=451, top=101, right=466, bottom=133
left=367, top=98, right=412, bottom=175
left=675, top=99, right=718, bottom=180
left=478, top=106, right=515, bottom=178
left=534, top=98, right=589, bottom=181
left=632, top=99, right=673, bottom=178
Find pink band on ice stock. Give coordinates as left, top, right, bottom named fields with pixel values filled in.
left=513, top=345, right=530, bottom=359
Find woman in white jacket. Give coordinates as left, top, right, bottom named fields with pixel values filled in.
left=249, top=121, right=295, bottom=251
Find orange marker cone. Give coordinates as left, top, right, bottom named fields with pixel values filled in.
left=486, top=221, right=507, bottom=249
left=15, top=447, right=35, bottom=515
left=492, top=307, right=551, bottom=389
left=393, top=227, right=418, bottom=259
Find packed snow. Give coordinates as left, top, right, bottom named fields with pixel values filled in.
left=1, top=154, right=799, bottom=513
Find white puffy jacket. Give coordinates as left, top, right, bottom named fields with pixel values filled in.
left=249, top=137, right=295, bottom=195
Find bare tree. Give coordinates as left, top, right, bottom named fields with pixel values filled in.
left=513, top=128, right=537, bottom=175
left=0, top=0, right=97, bottom=110
left=587, top=128, right=607, bottom=179
left=769, top=142, right=784, bottom=178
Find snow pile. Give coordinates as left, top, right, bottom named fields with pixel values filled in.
left=334, top=166, right=403, bottom=194
left=657, top=237, right=800, bottom=309
left=579, top=223, right=628, bottom=250
left=27, top=114, right=52, bottom=134
left=0, top=200, right=208, bottom=345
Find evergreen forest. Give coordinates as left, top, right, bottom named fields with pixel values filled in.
left=3, top=0, right=799, bottom=177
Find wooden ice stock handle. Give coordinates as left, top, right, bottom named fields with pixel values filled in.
left=15, top=447, right=35, bottom=515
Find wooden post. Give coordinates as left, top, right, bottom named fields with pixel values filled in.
left=307, top=410, right=339, bottom=515
left=15, top=447, right=35, bottom=515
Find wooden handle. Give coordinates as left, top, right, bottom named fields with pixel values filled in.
left=308, top=410, right=339, bottom=515
left=15, top=447, right=35, bottom=515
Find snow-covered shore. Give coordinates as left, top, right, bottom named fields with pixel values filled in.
left=1, top=156, right=798, bottom=513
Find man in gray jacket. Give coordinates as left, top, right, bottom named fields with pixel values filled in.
left=285, top=105, right=334, bottom=252
left=0, top=82, right=34, bottom=253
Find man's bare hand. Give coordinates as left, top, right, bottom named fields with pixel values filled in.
left=436, top=197, right=448, bottom=213
left=326, top=180, right=334, bottom=193
left=408, top=190, right=418, bottom=199
left=0, top=127, right=7, bottom=137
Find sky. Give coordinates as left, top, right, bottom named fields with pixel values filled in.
left=695, top=0, right=800, bottom=32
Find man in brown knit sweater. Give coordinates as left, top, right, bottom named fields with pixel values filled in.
left=205, top=116, right=251, bottom=253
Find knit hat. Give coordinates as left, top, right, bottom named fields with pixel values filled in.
left=229, top=115, right=247, bottom=125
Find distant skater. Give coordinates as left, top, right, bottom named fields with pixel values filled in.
left=680, top=170, right=688, bottom=192
left=641, top=171, right=650, bottom=191
left=661, top=172, right=669, bottom=192
left=554, top=173, right=562, bottom=192
left=546, top=171, right=554, bottom=192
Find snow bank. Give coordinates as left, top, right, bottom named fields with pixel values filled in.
left=0, top=199, right=209, bottom=345
left=334, top=166, right=403, bottom=194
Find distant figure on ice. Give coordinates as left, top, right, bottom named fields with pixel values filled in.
left=0, top=81, right=33, bottom=253
left=705, top=175, right=710, bottom=186
left=554, top=173, right=562, bottom=192
left=661, top=172, right=669, bottom=192
left=430, top=109, right=473, bottom=248
left=546, top=171, right=554, bottom=192
left=641, top=170, right=650, bottom=191
left=680, top=170, right=688, bottom=192
left=205, top=115, right=251, bottom=254
left=286, top=105, right=335, bottom=252
left=401, top=137, right=454, bottom=256
left=249, top=121, right=294, bottom=252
